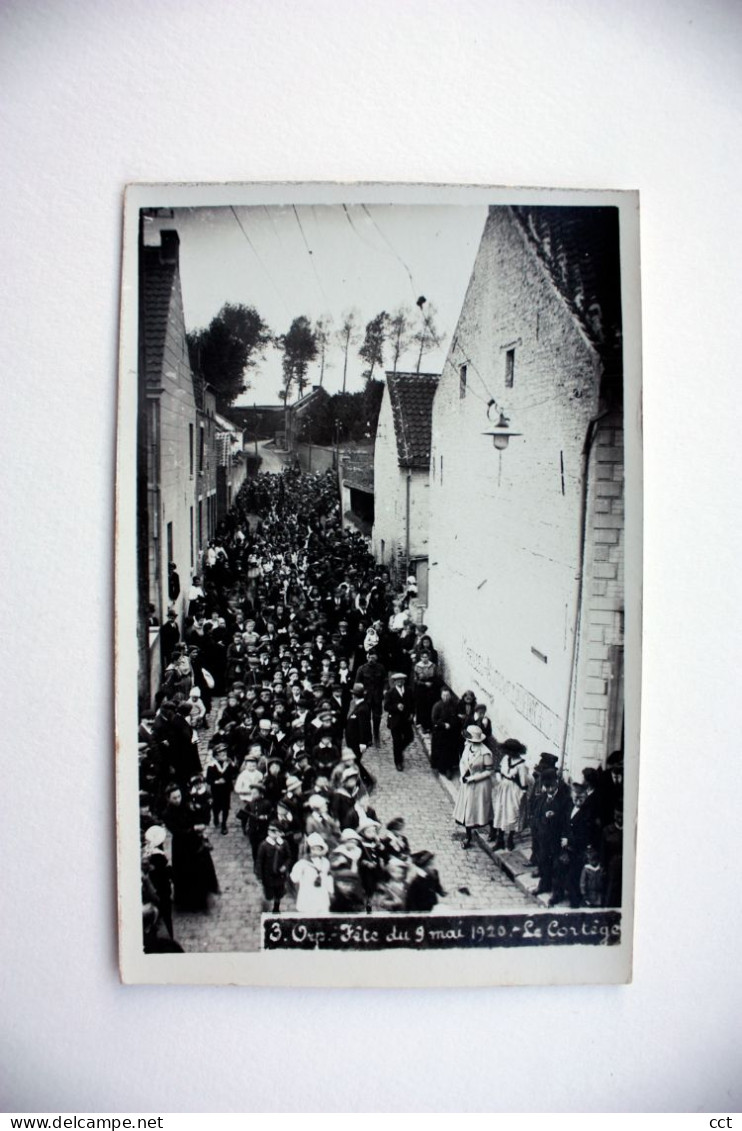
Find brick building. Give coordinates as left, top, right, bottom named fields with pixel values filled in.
left=372, top=371, right=439, bottom=601
left=137, top=227, right=219, bottom=708
left=427, top=206, right=623, bottom=778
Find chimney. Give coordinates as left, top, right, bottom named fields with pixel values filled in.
left=159, top=229, right=180, bottom=265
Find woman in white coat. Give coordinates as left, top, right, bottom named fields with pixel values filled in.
left=290, top=832, right=334, bottom=913
left=453, top=725, right=494, bottom=848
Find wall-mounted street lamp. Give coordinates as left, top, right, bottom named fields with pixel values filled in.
left=482, top=399, right=522, bottom=451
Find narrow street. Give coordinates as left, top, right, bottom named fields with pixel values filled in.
left=173, top=699, right=535, bottom=953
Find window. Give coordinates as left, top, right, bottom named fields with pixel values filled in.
left=199, top=425, right=205, bottom=474
left=166, top=522, right=173, bottom=565
left=189, top=423, right=194, bottom=476
left=505, top=348, right=515, bottom=388
left=198, top=500, right=203, bottom=549
left=459, top=364, right=467, bottom=399
left=189, top=507, right=194, bottom=567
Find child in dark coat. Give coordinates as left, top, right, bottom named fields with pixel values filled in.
left=255, top=822, right=292, bottom=913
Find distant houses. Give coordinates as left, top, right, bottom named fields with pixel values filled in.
left=372, top=371, right=439, bottom=605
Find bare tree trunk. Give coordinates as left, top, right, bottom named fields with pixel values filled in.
left=342, top=328, right=350, bottom=393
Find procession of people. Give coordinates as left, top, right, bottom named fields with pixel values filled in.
left=139, top=465, right=623, bottom=952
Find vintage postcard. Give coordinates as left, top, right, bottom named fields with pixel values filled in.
left=116, top=182, right=641, bottom=985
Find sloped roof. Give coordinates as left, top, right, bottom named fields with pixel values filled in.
left=142, top=242, right=178, bottom=387
left=511, top=205, right=622, bottom=373
left=340, top=449, right=374, bottom=494
left=290, top=386, right=329, bottom=416
left=385, top=371, right=439, bottom=469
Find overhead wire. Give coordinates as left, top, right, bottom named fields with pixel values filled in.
left=229, top=205, right=290, bottom=317
left=360, top=204, right=418, bottom=301
left=292, top=204, right=330, bottom=305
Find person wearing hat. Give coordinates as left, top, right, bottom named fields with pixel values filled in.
left=344, top=683, right=376, bottom=791
left=186, top=685, right=207, bottom=729
left=600, top=802, right=624, bottom=908
left=355, top=649, right=387, bottom=746
left=405, top=850, right=447, bottom=912
left=142, top=825, right=173, bottom=938
left=453, top=724, right=495, bottom=848
left=255, top=821, right=293, bottom=914
left=597, top=749, right=624, bottom=828
left=357, top=816, right=383, bottom=911
left=547, top=781, right=591, bottom=907
left=383, top=672, right=415, bottom=772
left=374, top=856, right=410, bottom=913
left=290, top=832, right=334, bottom=914
left=312, top=731, right=341, bottom=778
left=304, top=793, right=341, bottom=852
left=330, top=766, right=363, bottom=831
left=380, top=817, right=411, bottom=864
left=329, top=847, right=366, bottom=912
left=491, top=738, right=530, bottom=851
left=205, top=744, right=236, bottom=835
left=430, top=686, right=460, bottom=779
left=412, top=648, right=438, bottom=734
left=530, top=764, right=571, bottom=895
left=160, top=607, right=181, bottom=669
left=234, top=752, right=264, bottom=835
left=162, top=782, right=220, bottom=913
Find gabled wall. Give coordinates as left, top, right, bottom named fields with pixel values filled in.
left=148, top=246, right=198, bottom=624
left=372, top=386, right=431, bottom=577
left=427, top=207, right=619, bottom=776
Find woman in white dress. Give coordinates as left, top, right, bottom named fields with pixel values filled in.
left=453, top=725, right=494, bottom=848
left=491, top=738, right=530, bottom=851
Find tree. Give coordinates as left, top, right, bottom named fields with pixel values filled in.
left=187, top=303, right=271, bottom=411
left=336, top=309, right=361, bottom=394
left=359, top=311, right=388, bottom=381
left=277, top=316, right=318, bottom=403
left=388, top=306, right=413, bottom=376
left=313, top=315, right=333, bottom=387
left=413, top=298, right=444, bottom=374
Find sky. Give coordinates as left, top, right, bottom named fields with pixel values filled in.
left=146, top=202, right=489, bottom=404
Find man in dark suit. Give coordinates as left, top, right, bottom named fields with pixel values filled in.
left=383, top=672, right=415, bottom=772
left=345, top=683, right=375, bottom=789
left=356, top=649, right=387, bottom=745
left=550, top=782, right=594, bottom=908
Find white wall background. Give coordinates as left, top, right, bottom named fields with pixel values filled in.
left=2, top=0, right=741, bottom=1113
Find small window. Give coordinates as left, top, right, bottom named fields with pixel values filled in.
left=189, top=507, right=194, bottom=567
left=189, top=423, right=194, bottom=476
left=166, top=522, right=174, bottom=565
left=459, top=364, right=467, bottom=399
left=505, top=348, right=515, bottom=388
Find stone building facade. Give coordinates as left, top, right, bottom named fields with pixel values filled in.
left=427, top=206, right=623, bottom=778
left=372, top=372, right=438, bottom=599
left=138, top=227, right=218, bottom=707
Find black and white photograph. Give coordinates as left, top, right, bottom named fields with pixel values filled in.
left=117, top=182, right=641, bottom=986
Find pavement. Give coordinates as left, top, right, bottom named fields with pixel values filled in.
left=415, top=729, right=553, bottom=909
left=172, top=699, right=537, bottom=953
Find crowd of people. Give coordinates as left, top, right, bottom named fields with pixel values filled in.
left=139, top=466, right=624, bottom=953
left=140, top=468, right=449, bottom=951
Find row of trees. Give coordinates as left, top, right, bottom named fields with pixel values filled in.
left=186, top=300, right=443, bottom=413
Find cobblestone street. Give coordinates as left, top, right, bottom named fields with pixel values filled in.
left=173, top=702, right=536, bottom=953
